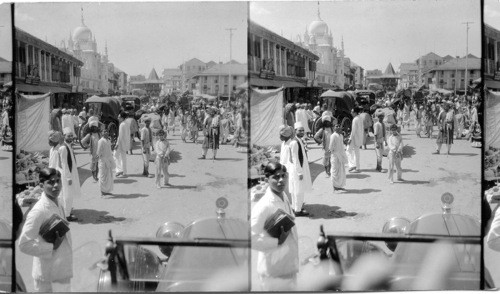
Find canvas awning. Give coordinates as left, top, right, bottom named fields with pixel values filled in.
left=250, top=77, right=305, bottom=88
left=16, top=83, right=71, bottom=94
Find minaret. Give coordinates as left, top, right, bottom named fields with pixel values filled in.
left=81, top=6, right=85, bottom=25
left=68, top=30, right=74, bottom=50
left=103, top=41, right=109, bottom=63
left=317, top=1, right=321, bottom=20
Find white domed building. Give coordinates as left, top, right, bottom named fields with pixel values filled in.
left=61, top=13, right=113, bottom=95
left=295, top=7, right=346, bottom=89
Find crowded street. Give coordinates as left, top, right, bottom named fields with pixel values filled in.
left=251, top=122, right=482, bottom=290
left=16, top=120, right=248, bottom=292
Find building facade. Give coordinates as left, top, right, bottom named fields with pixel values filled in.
left=191, top=63, right=247, bottom=97
left=0, top=58, right=11, bottom=86
left=293, top=9, right=345, bottom=88
left=130, top=69, right=162, bottom=97
left=162, top=68, right=183, bottom=94
left=398, top=63, right=419, bottom=89
left=59, top=13, right=127, bottom=95
left=428, top=57, right=481, bottom=91
left=14, top=28, right=83, bottom=95
left=485, top=23, right=500, bottom=90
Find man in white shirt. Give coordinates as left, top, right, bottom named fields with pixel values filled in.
left=347, top=106, right=364, bottom=173
left=114, top=112, right=131, bottom=177
left=289, top=122, right=312, bottom=216
left=251, top=162, right=298, bottom=291
left=487, top=203, right=500, bottom=251
left=18, top=168, right=73, bottom=292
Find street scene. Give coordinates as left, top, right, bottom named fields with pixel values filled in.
left=249, top=0, right=486, bottom=291
left=13, top=2, right=249, bottom=292
left=483, top=0, right=500, bottom=287
left=0, top=3, right=13, bottom=292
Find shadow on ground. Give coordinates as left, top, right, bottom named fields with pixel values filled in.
left=310, top=162, right=325, bottom=184
left=72, top=209, right=127, bottom=224
left=107, top=193, right=149, bottom=199
left=346, top=173, right=370, bottom=179
left=114, top=178, right=137, bottom=184
left=397, top=180, right=431, bottom=185
left=77, top=167, right=93, bottom=186
left=168, top=150, right=182, bottom=163
left=343, top=188, right=381, bottom=194
left=304, top=204, right=358, bottom=220
left=447, top=152, right=478, bottom=157
left=403, top=145, right=416, bottom=158
left=0, top=157, right=9, bottom=160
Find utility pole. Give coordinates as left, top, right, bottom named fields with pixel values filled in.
left=226, top=28, right=236, bottom=102
left=462, top=22, right=473, bottom=95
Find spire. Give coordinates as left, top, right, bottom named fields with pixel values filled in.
left=317, top=1, right=321, bottom=20
left=105, top=40, right=108, bottom=56
left=341, top=35, right=344, bottom=51
left=81, top=6, right=85, bottom=25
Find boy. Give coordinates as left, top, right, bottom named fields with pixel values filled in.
left=387, top=124, right=404, bottom=183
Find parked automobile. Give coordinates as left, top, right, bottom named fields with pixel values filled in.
left=306, top=193, right=491, bottom=290
left=96, top=198, right=250, bottom=292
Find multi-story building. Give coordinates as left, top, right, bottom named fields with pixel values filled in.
left=293, top=8, right=345, bottom=89
left=248, top=20, right=319, bottom=102
left=14, top=27, right=83, bottom=108
left=485, top=23, right=500, bottom=90
left=365, top=63, right=399, bottom=91
left=162, top=68, right=183, bottom=94
left=415, top=52, right=446, bottom=87
left=428, top=57, right=481, bottom=91
left=191, top=63, right=247, bottom=97
left=114, top=67, right=128, bottom=94
left=129, top=69, right=163, bottom=97
left=398, top=63, right=419, bottom=89
left=350, top=61, right=364, bottom=89
left=58, top=13, right=128, bottom=96
left=0, top=57, right=11, bottom=86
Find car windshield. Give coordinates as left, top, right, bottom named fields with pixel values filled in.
left=121, top=241, right=249, bottom=291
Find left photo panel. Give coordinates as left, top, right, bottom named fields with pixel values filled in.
left=13, top=2, right=249, bottom=292
left=0, top=3, right=13, bottom=293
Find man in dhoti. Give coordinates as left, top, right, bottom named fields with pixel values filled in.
left=329, top=122, right=348, bottom=192
left=97, top=128, right=115, bottom=196
left=59, top=127, right=81, bottom=221
left=289, top=122, right=312, bottom=216
left=114, top=112, right=130, bottom=178
left=347, top=106, right=364, bottom=173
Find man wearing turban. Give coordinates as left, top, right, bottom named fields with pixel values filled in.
left=289, top=122, right=312, bottom=216
left=48, top=130, right=63, bottom=171
left=59, top=127, right=81, bottom=221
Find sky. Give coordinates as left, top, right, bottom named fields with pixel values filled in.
left=250, top=0, right=481, bottom=72
left=0, top=3, right=12, bottom=61
left=485, top=0, right=500, bottom=29
left=15, top=2, right=247, bottom=76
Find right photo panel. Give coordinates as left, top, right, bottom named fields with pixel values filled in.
left=484, top=0, right=500, bottom=288
left=249, top=0, right=485, bottom=291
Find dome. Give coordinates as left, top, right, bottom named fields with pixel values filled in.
left=308, top=19, right=328, bottom=36
left=72, top=25, right=92, bottom=42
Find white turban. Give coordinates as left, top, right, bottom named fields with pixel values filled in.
left=294, top=121, right=303, bottom=129
left=63, top=127, right=73, bottom=135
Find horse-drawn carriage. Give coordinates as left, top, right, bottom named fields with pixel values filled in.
left=313, top=90, right=354, bottom=137
left=78, top=96, right=121, bottom=149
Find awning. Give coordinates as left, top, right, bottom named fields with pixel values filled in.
left=485, top=79, right=500, bottom=90
left=16, top=83, right=71, bottom=94
left=250, top=77, right=305, bottom=88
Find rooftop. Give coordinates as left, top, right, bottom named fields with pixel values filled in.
left=429, top=57, right=481, bottom=72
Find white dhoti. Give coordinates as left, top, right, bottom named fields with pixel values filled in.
left=347, top=143, right=360, bottom=170
left=114, top=149, right=127, bottom=175
left=331, top=154, right=346, bottom=189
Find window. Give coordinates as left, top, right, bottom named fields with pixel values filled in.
left=214, top=79, right=218, bottom=84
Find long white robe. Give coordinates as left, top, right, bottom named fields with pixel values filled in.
left=61, top=114, right=75, bottom=136
left=59, top=143, right=81, bottom=216
left=347, top=115, right=364, bottom=169
left=329, top=132, right=347, bottom=189
left=295, top=109, right=311, bottom=133
left=289, top=137, right=312, bottom=211
left=97, top=137, right=115, bottom=193
left=114, top=121, right=130, bottom=174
